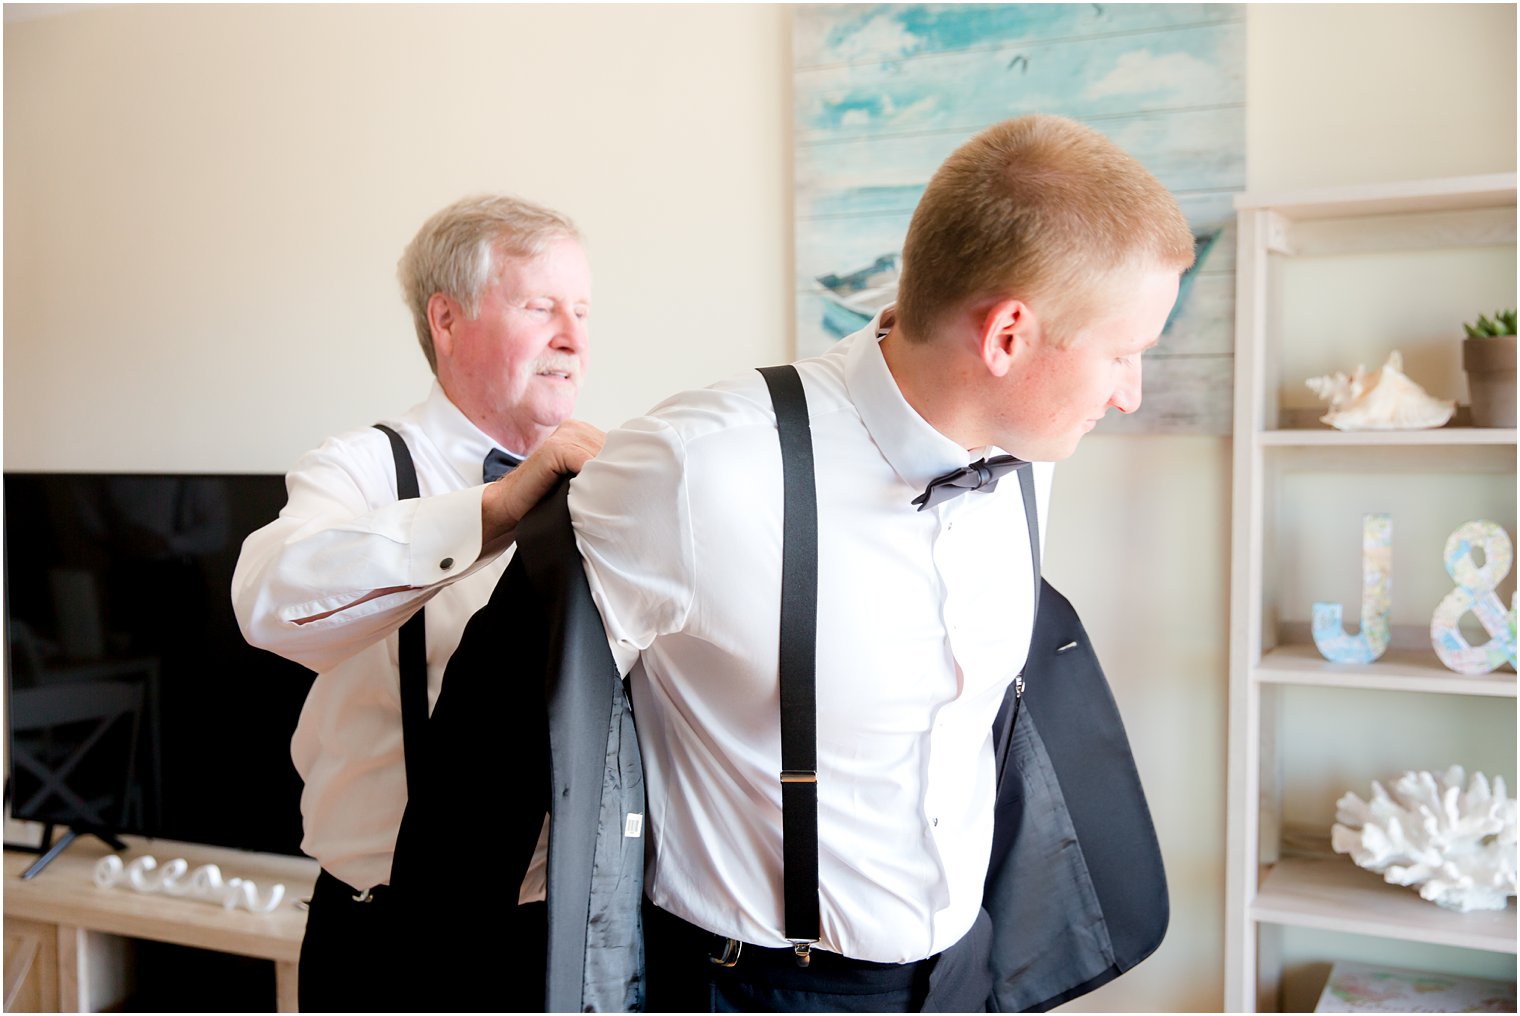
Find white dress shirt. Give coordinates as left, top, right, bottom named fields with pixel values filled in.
left=232, top=382, right=521, bottom=893
left=568, top=312, right=1052, bottom=964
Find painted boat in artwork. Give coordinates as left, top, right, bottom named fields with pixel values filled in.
left=814, top=253, right=900, bottom=338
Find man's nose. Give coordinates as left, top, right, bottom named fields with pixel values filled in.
left=553, top=307, right=588, bottom=351
left=1110, top=364, right=1142, bottom=414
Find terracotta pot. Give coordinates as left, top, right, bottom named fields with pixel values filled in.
left=1462, top=335, right=1517, bottom=428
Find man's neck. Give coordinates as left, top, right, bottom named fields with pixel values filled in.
left=477, top=417, right=548, bottom=458
left=438, top=382, right=547, bottom=457
left=878, top=319, right=987, bottom=452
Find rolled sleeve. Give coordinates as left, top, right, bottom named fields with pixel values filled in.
left=568, top=416, right=695, bottom=674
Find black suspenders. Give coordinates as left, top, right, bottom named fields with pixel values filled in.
left=757, top=363, right=1041, bottom=964
left=757, top=366, right=822, bottom=963
left=373, top=424, right=429, bottom=802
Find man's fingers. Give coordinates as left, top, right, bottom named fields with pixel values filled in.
left=543, top=420, right=606, bottom=474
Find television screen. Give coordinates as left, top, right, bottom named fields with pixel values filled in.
left=4, top=472, right=314, bottom=857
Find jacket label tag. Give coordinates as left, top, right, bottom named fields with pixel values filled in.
left=624, top=813, right=644, bottom=838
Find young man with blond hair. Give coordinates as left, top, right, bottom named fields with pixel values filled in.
left=567, top=113, right=1194, bottom=1011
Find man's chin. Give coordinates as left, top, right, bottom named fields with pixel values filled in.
left=530, top=402, right=579, bottom=433
left=526, top=382, right=580, bottom=414
left=1027, top=435, right=1083, bottom=462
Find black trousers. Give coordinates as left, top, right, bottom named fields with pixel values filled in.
left=298, top=870, right=547, bottom=1012
left=642, top=899, right=991, bottom=1013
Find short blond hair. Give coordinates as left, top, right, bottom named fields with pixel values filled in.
left=895, top=115, right=1195, bottom=345
left=397, top=194, right=581, bottom=372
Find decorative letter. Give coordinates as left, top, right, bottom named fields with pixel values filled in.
left=1431, top=520, right=1517, bottom=674
left=93, top=854, right=124, bottom=888
left=126, top=855, right=165, bottom=892
left=155, top=858, right=191, bottom=895
left=1312, top=513, right=1393, bottom=664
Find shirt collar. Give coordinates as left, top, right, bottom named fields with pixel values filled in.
left=419, top=381, right=515, bottom=486
left=843, top=306, right=984, bottom=493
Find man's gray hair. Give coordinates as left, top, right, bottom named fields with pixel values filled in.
left=397, top=194, right=581, bottom=372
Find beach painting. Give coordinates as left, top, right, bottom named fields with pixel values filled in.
left=794, top=3, right=1245, bottom=434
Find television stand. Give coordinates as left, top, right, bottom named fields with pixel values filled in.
left=4, top=835, right=316, bottom=1011
left=19, top=823, right=129, bottom=880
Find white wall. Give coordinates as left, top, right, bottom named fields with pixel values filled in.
left=1247, top=3, right=1517, bottom=190
left=4, top=4, right=1515, bottom=1012
left=4, top=3, right=792, bottom=471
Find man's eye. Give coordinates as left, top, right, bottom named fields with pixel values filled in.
left=574, top=307, right=590, bottom=321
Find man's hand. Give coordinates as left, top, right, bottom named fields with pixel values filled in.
left=482, top=419, right=605, bottom=544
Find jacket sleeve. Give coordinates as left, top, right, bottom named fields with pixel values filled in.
left=230, top=431, right=496, bottom=673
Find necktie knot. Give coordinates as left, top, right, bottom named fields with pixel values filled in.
left=911, top=455, right=1027, bottom=511
left=483, top=448, right=522, bottom=483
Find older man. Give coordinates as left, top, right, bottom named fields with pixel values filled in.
left=232, top=195, right=601, bottom=1011
left=568, top=114, right=1194, bottom=1011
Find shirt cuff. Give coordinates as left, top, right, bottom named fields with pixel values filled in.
left=406, top=484, right=487, bottom=588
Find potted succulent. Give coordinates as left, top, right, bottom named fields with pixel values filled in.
left=1462, top=309, right=1516, bottom=428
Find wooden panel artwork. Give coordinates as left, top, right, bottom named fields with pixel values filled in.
left=792, top=3, right=1246, bottom=433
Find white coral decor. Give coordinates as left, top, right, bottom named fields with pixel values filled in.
left=1331, top=766, right=1516, bottom=912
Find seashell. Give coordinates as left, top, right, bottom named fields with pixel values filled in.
left=1305, top=350, right=1455, bottom=430
left=1331, top=765, right=1516, bottom=912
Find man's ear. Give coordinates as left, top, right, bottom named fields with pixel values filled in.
left=977, top=298, right=1039, bottom=378
left=427, top=293, right=460, bottom=360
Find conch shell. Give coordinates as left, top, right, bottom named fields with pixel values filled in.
left=1305, top=351, right=1455, bottom=430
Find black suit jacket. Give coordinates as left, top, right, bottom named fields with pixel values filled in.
left=980, top=580, right=1168, bottom=1011
left=390, top=479, right=644, bottom=1013
left=391, top=480, right=1166, bottom=1013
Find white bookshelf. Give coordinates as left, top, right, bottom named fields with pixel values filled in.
left=1224, top=173, right=1519, bottom=1011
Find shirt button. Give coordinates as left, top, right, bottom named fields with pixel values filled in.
left=932, top=817, right=939, bottom=827
left=439, top=557, right=455, bottom=570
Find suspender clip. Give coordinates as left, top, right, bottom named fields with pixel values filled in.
left=791, top=941, right=814, bottom=967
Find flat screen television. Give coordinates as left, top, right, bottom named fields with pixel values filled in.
left=3, top=472, right=314, bottom=859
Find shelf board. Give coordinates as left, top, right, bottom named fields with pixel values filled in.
left=1252, top=857, right=1517, bottom=953
left=1259, top=427, right=1517, bottom=447
left=1235, top=174, right=1517, bottom=219
left=1255, top=645, right=1517, bottom=697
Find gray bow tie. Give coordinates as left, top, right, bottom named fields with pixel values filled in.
left=483, top=448, right=522, bottom=483
left=911, top=455, right=1027, bottom=511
